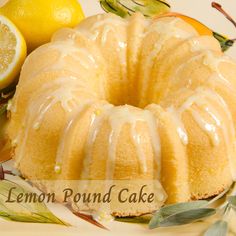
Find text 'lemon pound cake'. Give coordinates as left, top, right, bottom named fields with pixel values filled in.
left=6, top=12, right=236, bottom=216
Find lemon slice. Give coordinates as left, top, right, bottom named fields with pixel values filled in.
left=0, top=15, right=27, bottom=90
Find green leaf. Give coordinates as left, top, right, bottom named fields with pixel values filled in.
left=100, top=0, right=129, bottom=18
left=158, top=208, right=216, bottom=227
left=0, top=180, right=69, bottom=226
left=158, top=201, right=209, bottom=217
left=204, top=220, right=228, bottom=236
left=213, top=32, right=234, bottom=52
left=149, top=207, right=216, bottom=229
left=149, top=200, right=208, bottom=229
left=100, top=0, right=170, bottom=18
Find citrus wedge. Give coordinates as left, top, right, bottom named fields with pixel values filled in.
left=0, top=15, right=27, bottom=90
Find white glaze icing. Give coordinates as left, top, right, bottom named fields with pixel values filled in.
left=78, top=16, right=128, bottom=73
left=15, top=76, right=96, bottom=167
left=167, top=105, right=189, bottom=145
left=195, top=88, right=236, bottom=180
left=190, top=108, right=220, bottom=146
left=81, top=104, right=113, bottom=179
left=54, top=101, right=95, bottom=173
left=166, top=86, right=236, bottom=179
left=203, top=52, right=236, bottom=96
left=80, top=104, right=161, bottom=180
left=172, top=88, right=220, bottom=145
left=22, top=41, right=101, bottom=85
left=49, top=42, right=99, bottom=70
left=11, top=42, right=105, bottom=113
left=75, top=15, right=129, bottom=106
left=169, top=50, right=236, bottom=170
left=140, top=18, right=195, bottom=101
left=32, top=76, right=95, bottom=129
left=173, top=50, right=236, bottom=92
left=167, top=88, right=220, bottom=146
left=90, top=17, right=128, bottom=32
left=189, top=38, right=202, bottom=52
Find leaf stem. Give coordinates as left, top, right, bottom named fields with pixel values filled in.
left=212, top=2, right=236, bottom=29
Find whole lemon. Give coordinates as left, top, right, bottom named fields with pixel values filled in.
left=0, top=0, right=84, bottom=51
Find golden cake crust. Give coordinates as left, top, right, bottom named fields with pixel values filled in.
left=6, top=13, right=236, bottom=216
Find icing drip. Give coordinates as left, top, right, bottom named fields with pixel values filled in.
left=101, top=25, right=115, bottom=45
left=79, top=17, right=128, bottom=72
left=167, top=87, right=236, bottom=179
left=144, top=112, right=162, bottom=177
left=98, top=25, right=127, bottom=67
left=141, top=18, right=195, bottom=100
left=173, top=50, right=236, bottom=92
left=33, top=76, right=95, bottom=129
left=189, top=38, right=202, bottom=52
left=76, top=15, right=128, bottom=105
left=170, top=50, right=236, bottom=168
left=203, top=51, right=236, bottom=91
left=166, top=38, right=236, bottom=179
left=81, top=105, right=161, bottom=180
left=167, top=106, right=189, bottom=145
left=190, top=108, right=220, bottom=146
left=105, top=106, right=159, bottom=178
left=167, top=89, right=222, bottom=146
left=24, top=41, right=101, bottom=84
left=54, top=101, right=95, bottom=173
left=130, top=128, right=147, bottom=172
left=87, top=17, right=127, bottom=43
left=196, top=89, right=236, bottom=180
left=15, top=76, right=95, bottom=167
left=49, top=42, right=99, bottom=70
left=81, top=104, right=114, bottom=179
left=10, top=40, right=102, bottom=115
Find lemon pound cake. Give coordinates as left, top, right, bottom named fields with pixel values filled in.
left=7, top=12, right=236, bottom=216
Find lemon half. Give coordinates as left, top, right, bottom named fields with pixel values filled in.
left=0, top=15, right=27, bottom=90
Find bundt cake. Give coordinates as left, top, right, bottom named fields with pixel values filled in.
left=6, top=12, right=236, bottom=216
